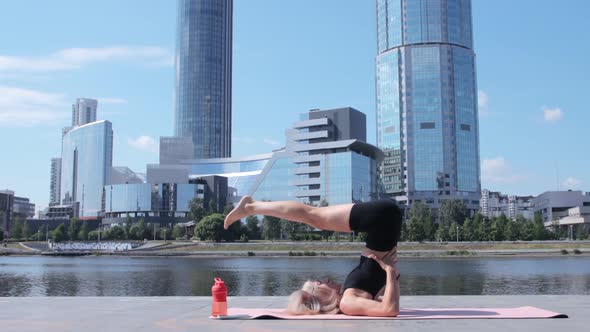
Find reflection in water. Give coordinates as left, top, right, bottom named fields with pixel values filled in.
left=0, top=256, right=589, bottom=296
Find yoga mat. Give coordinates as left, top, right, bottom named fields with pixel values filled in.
left=212, top=306, right=567, bottom=320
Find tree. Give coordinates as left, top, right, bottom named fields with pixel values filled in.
left=472, top=213, right=484, bottom=241
left=478, top=217, right=491, bottom=241
left=88, top=230, right=99, bottom=241
left=137, top=219, right=148, bottom=240
left=576, top=224, right=586, bottom=240
left=108, top=226, right=126, bottom=240
left=189, top=198, right=207, bottom=223
left=462, top=218, right=474, bottom=241
left=79, top=221, right=89, bottom=241
left=281, top=218, right=302, bottom=240
left=129, top=225, right=140, bottom=240
left=159, top=227, right=171, bottom=241
left=435, top=223, right=450, bottom=242
left=224, top=218, right=243, bottom=242
left=406, top=216, right=425, bottom=242
left=11, top=217, right=23, bottom=239
left=195, top=213, right=225, bottom=242
left=438, top=200, right=467, bottom=226
left=68, top=218, right=80, bottom=241
left=408, top=201, right=433, bottom=241
left=532, top=212, right=547, bottom=240
left=0, top=227, right=4, bottom=241
left=124, top=218, right=133, bottom=240
left=22, top=220, right=30, bottom=240
left=52, top=224, right=66, bottom=242
left=245, top=215, right=261, bottom=240
left=504, top=219, right=518, bottom=241
left=521, top=220, right=534, bottom=241
left=172, top=225, right=186, bottom=240
left=262, top=215, right=281, bottom=241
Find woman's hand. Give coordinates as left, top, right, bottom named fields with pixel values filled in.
left=368, top=247, right=398, bottom=274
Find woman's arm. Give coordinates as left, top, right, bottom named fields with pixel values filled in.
left=339, top=250, right=400, bottom=316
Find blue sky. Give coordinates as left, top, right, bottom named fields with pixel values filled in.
left=1, top=0, right=588, bottom=213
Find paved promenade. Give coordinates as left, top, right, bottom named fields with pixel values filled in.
left=0, top=295, right=585, bottom=332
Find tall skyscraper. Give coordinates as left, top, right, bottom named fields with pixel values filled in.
left=175, top=0, right=233, bottom=159
left=375, top=0, right=481, bottom=214
left=49, top=158, right=62, bottom=206
left=72, top=98, right=98, bottom=127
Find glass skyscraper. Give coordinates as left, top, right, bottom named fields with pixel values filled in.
left=376, top=0, right=481, bottom=213
left=175, top=0, right=233, bottom=159
left=61, top=120, right=113, bottom=218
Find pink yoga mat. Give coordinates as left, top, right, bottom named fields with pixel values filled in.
left=212, top=306, right=567, bottom=320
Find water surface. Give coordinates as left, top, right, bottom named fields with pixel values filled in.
left=1, top=256, right=589, bottom=296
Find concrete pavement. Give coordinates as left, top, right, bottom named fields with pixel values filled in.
left=0, top=295, right=585, bottom=332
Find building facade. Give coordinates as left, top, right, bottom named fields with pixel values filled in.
left=532, top=191, right=590, bottom=226
left=175, top=0, right=233, bottom=159
left=60, top=120, right=113, bottom=218
left=290, top=108, right=384, bottom=205
left=0, top=190, right=14, bottom=234
left=49, top=158, right=62, bottom=206
left=480, top=189, right=535, bottom=220
left=71, top=98, right=98, bottom=127
left=13, top=196, right=35, bottom=219
left=375, top=0, right=481, bottom=215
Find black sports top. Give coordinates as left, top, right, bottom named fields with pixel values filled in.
left=342, top=255, right=387, bottom=297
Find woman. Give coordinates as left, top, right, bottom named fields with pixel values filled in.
left=224, top=195, right=402, bottom=317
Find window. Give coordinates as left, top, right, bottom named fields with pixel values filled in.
left=420, top=122, right=435, bottom=129
left=460, top=124, right=470, bottom=131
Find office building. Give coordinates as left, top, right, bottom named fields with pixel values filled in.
left=71, top=98, right=98, bottom=127
left=175, top=0, right=233, bottom=159
left=146, top=107, right=384, bottom=209
left=49, top=158, right=62, bottom=206
left=0, top=190, right=14, bottom=234
left=375, top=0, right=481, bottom=215
left=290, top=108, right=383, bottom=205
left=61, top=120, right=113, bottom=218
left=532, top=190, right=590, bottom=226
left=480, top=189, right=535, bottom=220
left=13, top=196, right=35, bottom=219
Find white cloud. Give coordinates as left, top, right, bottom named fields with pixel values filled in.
left=0, top=86, right=68, bottom=127
left=263, top=138, right=281, bottom=146
left=0, top=46, right=173, bottom=73
left=481, top=156, right=526, bottom=185
left=128, top=135, right=158, bottom=153
left=477, top=90, right=490, bottom=117
left=543, top=107, right=563, bottom=122
left=478, top=90, right=488, bottom=109
left=562, top=177, right=582, bottom=190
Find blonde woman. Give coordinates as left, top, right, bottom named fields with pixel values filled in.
left=224, top=196, right=402, bottom=317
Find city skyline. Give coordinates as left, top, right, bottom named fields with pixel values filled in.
left=0, top=0, right=588, bottom=212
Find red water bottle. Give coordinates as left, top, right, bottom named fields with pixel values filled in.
left=211, top=277, right=227, bottom=317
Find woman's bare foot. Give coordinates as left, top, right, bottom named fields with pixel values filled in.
left=224, top=195, right=254, bottom=229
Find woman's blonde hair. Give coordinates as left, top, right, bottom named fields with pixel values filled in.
left=286, top=280, right=340, bottom=315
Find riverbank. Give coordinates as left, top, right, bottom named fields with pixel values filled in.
left=2, top=240, right=590, bottom=257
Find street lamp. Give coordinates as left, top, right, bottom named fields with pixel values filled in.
left=456, top=226, right=459, bottom=242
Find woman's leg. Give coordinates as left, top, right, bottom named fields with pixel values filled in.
left=224, top=195, right=354, bottom=233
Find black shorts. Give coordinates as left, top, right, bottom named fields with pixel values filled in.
left=348, top=199, right=402, bottom=252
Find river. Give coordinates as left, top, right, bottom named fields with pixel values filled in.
left=1, top=255, right=589, bottom=296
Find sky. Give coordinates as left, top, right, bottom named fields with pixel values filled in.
left=1, top=0, right=589, bottom=213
